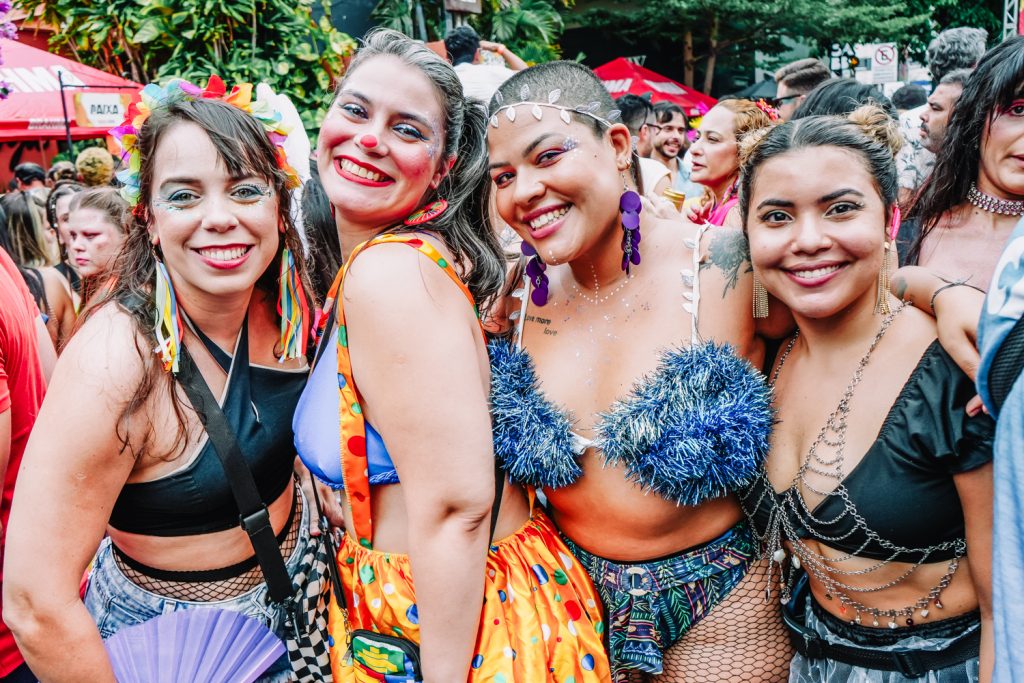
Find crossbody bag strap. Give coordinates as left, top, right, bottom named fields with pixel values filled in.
left=176, top=346, right=294, bottom=604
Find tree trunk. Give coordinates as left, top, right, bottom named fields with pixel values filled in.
left=703, top=13, right=718, bottom=95
left=683, top=29, right=694, bottom=88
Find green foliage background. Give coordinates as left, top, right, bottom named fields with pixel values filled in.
left=23, top=0, right=357, bottom=132
left=371, top=0, right=570, bottom=63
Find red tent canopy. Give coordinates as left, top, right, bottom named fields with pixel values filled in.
left=0, top=40, right=140, bottom=142
left=594, top=58, right=717, bottom=117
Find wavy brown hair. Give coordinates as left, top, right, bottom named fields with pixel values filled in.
left=83, top=96, right=310, bottom=459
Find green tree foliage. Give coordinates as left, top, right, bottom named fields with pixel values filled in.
left=902, top=0, right=1002, bottom=58
left=22, top=0, right=357, bottom=131
left=371, top=0, right=568, bottom=63
left=578, top=0, right=934, bottom=93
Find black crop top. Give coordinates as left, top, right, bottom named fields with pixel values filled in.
left=108, top=321, right=307, bottom=536
left=743, top=341, right=994, bottom=562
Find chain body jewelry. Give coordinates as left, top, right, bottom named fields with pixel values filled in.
left=967, top=182, right=1024, bottom=216
left=740, top=302, right=967, bottom=628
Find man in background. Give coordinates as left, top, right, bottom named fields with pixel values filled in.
left=444, top=25, right=527, bottom=102
left=649, top=102, right=704, bottom=199
left=772, top=58, right=832, bottom=121
left=12, top=166, right=45, bottom=197
left=615, top=94, right=671, bottom=198
left=919, top=69, right=970, bottom=155
left=898, top=27, right=987, bottom=201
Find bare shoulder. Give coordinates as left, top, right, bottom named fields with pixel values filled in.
left=894, top=302, right=938, bottom=343
left=645, top=214, right=702, bottom=260
left=58, top=303, right=149, bottom=395
left=343, top=237, right=471, bottom=321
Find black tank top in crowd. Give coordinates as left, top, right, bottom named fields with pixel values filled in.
left=108, top=320, right=306, bottom=536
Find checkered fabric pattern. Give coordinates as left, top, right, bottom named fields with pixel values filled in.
left=285, top=532, right=334, bottom=682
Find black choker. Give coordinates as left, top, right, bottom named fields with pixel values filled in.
left=967, top=183, right=1024, bottom=216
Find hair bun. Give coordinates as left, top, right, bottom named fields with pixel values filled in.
left=847, top=104, right=902, bottom=156
left=738, top=127, right=773, bottom=167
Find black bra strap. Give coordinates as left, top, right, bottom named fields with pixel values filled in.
left=176, top=345, right=293, bottom=604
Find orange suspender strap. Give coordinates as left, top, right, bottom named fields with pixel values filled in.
left=333, top=233, right=484, bottom=548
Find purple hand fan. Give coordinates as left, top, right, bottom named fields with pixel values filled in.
left=103, top=608, right=286, bottom=683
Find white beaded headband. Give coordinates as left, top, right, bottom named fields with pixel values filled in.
left=489, top=85, right=621, bottom=129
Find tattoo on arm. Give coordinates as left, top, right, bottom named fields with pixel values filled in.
left=699, top=229, right=753, bottom=295
left=894, top=276, right=908, bottom=300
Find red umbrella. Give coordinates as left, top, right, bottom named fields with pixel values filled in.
left=0, top=40, right=140, bottom=142
left=594, top=58, right=717, bottom=117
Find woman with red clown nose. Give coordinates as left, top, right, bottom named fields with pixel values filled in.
left=292, top=29, right=609, bottom=683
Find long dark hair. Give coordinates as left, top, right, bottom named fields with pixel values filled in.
left=907, top=36, right=1024, bottom=264
left=84, top=96, right=310, bottom=459
left=337, top=29, right=505, bottom=308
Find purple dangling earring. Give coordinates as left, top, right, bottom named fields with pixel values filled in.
left=521, top=241, right=549, bottom=306
left=620, top=179, right=642, bottom=274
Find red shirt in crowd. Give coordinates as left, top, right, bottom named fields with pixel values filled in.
left=0, top=248, right=46, bottom=676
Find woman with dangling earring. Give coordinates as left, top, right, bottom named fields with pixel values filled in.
left=905, top=37, right=1024, bottom=291
left=740, top=106, right=993, bottom=681
left=4, top=79, right=324, bottom=682
left=292, top=30, right=609, bottom=683
left=486, top=60, right=794, bottom=682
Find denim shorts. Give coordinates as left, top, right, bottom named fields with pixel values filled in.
left=84, top=490, right=310, bottom=683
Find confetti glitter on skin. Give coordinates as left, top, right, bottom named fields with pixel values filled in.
left=561, top=136, right=580, bottom=152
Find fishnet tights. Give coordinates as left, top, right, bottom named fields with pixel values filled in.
left=622, top=556, right=793, bottom=682
left=114, top=505, right=300, bottom=601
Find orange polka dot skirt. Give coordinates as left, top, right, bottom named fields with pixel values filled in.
left=328, top=509, right=611, bottom=682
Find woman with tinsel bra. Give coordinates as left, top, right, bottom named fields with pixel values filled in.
left=740, top=106, right=993, bottom=681
left=486, top=60, right=792, bottom=682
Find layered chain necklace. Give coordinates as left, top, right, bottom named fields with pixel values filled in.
left=749, top=302, right=965, bottom=628
left=967, top=182, right=1024, bottom=216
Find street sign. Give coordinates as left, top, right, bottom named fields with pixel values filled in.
left=72, top=92, right=131, bottom=128
left=444, top=0, right=482, bottom=12
left=872, top=43, right=899, bottom=84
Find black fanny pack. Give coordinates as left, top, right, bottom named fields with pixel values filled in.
left=782, top=573, right=980, bottom=679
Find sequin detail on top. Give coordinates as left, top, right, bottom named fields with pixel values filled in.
left=328, top=510, right=611, bottom=682
left=333, top=233, right=482, bottom=551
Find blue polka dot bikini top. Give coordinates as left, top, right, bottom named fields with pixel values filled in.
left=293, top=309, right=398, bottom=489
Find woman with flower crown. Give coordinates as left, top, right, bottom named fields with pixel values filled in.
left=4, top=77, right=323, bottom=682
left=291, top=30, right=609, bottom=682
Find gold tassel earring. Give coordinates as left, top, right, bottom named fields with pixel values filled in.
left=753, top=274, right=769, bottom=319
left=875, top=243, right=892, bottom=315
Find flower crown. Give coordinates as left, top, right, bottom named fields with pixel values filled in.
left=111, top=75, right=300, bottom=207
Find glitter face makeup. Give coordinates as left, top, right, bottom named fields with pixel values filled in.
left=561, top=137, right=580, bottom=152
left=148, top=121, right=282, bottom=302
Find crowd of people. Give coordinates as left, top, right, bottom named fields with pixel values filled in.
left=0, top=20, right=1019, bottom=683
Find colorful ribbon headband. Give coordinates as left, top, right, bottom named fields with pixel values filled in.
left=110, top=75, right=300, bottom=207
